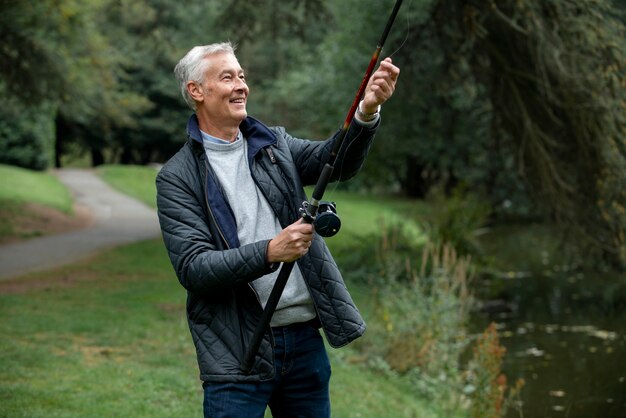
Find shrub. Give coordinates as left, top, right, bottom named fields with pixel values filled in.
left=0, top=97, right=53, bottom=171
left=426, top=185, right=492, bottom=257
left=356, top=222, right=475, bottom=410
left=464, top=323, right=524, bottom=418
left=341, top=212, right=524, bottom=417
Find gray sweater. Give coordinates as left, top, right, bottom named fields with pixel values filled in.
left=202, top=133, right=316, bottom=327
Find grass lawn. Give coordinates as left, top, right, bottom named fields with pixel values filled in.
left=97, top=164, right=159, bottom=209
left=0, top=238, right=447, bottom=418
left=0, top=165, right=457, bottom=417
left=0, top=164, right=75, bottom=241
left=317, top=187, right=430, bottom=251
left=0, top=164, right=73, bottom=213
left=0, top=240, right=199, bottom=417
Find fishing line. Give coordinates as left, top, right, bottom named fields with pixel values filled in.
left=387, top=0, right=413, bottom=59
left=242, top=0, right=405, bottom=373
left=329, top=0, right=413, bottom=194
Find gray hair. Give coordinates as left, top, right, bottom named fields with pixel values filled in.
left=174, top=42, right=236, bottom=110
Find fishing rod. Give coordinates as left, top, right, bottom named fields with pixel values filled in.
left=242, top=0, right=404, bottom=373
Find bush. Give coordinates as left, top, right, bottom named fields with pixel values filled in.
left=464, top=323, right=525, bottom=418
left=425, top=185, right=492, bottom=257
left=0, top=96, right=53, bottom=171
left=345, top=221, right=524, bottom=417
left=346, top=221, right=474, bottom=413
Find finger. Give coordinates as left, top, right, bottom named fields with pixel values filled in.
left=367, top=78, right=391, bottom=97
left=294, top=219, right=314, bottom=232
left=378, top=60, right=394, bottom=72
left=298, top=240, right=311, bottom=256
left=370, top=79, right=393, bottom=97
left=388, top=70, right=399, bottom=83
left=380, top=57, right=393, bottom=66
left=372, top=68, right=398, bottom=86
left=378, top=60, right=400, bottom=81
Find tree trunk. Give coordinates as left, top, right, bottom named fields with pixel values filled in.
left=91, top=148, right=104, bottom=166
left=54, top=115, right=66, bottom=168
left=404, top=155, right=428, bottom=198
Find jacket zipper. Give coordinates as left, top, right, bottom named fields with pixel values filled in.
left=203, top=158, right=269, bottom=312
left=205, top=162, right=272, bottom=362
left=265, top=147, right=277, bottom=164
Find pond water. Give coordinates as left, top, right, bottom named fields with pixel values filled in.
left=472, top=270, right=626, bottom=418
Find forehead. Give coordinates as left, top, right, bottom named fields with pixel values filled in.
left=203, top=52, right=243, bottom=75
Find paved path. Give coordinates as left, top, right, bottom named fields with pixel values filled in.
left=0, top=169, right=161, bottom=280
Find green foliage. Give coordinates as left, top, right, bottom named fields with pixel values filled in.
left=464, top=323, right=525, bottom=418
left=2, top=0, right=624, bottom=267
left=263, top=0, right=421, bottom=137
left=262, top=0, right=626, bottom=267
left=0, top=111, right=49, bottom=171
left=379, top=0, right=500, bottom=200
left=219, top=0, right=331, bottom=87
left=426, top=186, right=492, bottom=257
left=96, top=0, right=209, bottom=164
left=0, top=83, right=55, bottom=170
left=0, top=0, right=155, bottom=166
left=356, top=236, right=473, bottom=409
left=340, top=220, right=526, bottom=417
left=53, top=0, right=156, bottom=165
left=0, top=0, right=64, bottom=102
left=446, top=0, right=626, bottom=266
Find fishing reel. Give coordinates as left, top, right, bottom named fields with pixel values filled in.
left=300, top=201, right=341, bottom=237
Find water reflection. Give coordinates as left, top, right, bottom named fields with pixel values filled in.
left=472, top=272, right=626, bottom=418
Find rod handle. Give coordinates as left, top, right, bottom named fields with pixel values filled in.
left=241, top=261, right=296, bottom=373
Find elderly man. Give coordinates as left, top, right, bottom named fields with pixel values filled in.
left=156, top=42, right=399, bottom=418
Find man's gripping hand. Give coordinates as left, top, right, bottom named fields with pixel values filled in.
left=267, top=219, right=314, bottom=263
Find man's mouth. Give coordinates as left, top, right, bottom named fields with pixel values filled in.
left=230, top=97, right=246, bottom=104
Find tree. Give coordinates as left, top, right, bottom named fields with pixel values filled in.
left=0, top=0, right=67, bottom=169
left=257, top=0, right=512, bottom=203
left=0, top=0, right=152, bottom=168
left=0, top=0, right=64, bottom=101
left=436, top=0, right=626, bottom=266
left=52, top=0, right=154, bottom=167
left=258, top=0, right=626, bottom=266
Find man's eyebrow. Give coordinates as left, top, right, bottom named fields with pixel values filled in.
left=218, top=68, right=245, bottom=76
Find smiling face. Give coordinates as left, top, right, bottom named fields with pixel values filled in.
left=190, top=52, right=249, bottom=140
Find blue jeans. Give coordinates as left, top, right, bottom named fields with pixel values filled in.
left=202, top=320, right=332, bottom=418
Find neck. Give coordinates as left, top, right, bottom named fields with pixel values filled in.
left=197, top=115, right=240, bottom=143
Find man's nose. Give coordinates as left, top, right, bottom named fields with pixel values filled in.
left=235, top=78, right=248, bottom=92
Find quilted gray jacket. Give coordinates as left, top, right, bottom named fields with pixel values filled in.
left=156, top=114, right=377, bottom=382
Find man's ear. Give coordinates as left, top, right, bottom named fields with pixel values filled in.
left=187, top=81, right=204, bottom=103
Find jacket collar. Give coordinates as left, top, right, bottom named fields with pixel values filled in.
left=186, top=114, right=277, bottom=162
